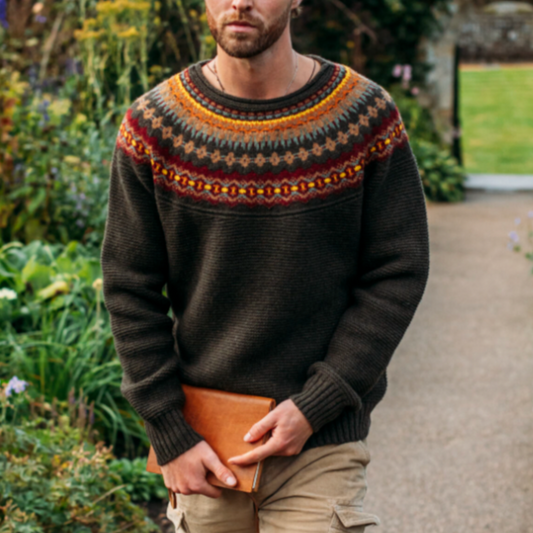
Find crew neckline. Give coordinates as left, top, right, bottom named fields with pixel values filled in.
left=186, top=54, right=337, bottom=114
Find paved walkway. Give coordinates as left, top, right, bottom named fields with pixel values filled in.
left=364, top=190, right=533, bottom=533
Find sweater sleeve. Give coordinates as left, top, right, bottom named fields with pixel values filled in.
left=100, top=112, right=204, bottom=465
left=289, top=104, right=431, bottom=433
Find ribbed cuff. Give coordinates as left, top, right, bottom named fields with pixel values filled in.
left=144, top=408, right=205, bottom=466
left=289, top=362, right=362, bottom=433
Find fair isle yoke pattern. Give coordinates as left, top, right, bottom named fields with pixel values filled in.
left=116, top=58, right=409, bottom=209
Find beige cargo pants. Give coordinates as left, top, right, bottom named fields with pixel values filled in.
left=166, top=439, right=381, bottom=533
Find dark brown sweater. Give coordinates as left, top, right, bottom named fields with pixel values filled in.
left=100, top=54, right=430, bottom=466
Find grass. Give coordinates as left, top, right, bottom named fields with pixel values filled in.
left=459, top=64, right=533, bottom=175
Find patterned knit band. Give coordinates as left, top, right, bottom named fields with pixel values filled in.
left=116, top=55, right=408, bottom=208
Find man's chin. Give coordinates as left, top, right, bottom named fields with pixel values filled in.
left=218, top=40, right=266, bottom=59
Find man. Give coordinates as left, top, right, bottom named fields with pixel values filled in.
left=100, top=0, right=430, bottom=531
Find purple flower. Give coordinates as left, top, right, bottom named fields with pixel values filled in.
left=27, top=64, right=39, bottom=88
left=528, top=210, right=533, bottom=218
left=35, top=14, right=46, bottom=23
left=0, top=0, right=8, bottom=29
left=411, top=86, right=420, bottom=96
left=65, top=58, right=83, bottom=76
left=392, top=64, right=403, bottom=78
left=38, top=99, right=50, bottom=111
left=402, top=65, right=412, bottom=82
left=509, top=230, right=519, bottom=243
left=5, top=376, right=28, bottom=397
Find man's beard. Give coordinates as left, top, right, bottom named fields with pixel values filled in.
left=206, top=2, right=293, bottom=58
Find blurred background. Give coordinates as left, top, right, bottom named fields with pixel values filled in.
left=0, top=1, right=532, bottom=531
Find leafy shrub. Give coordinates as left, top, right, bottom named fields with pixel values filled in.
left=0, top=240, right=150, bottom=459
left=412, top=139, right=466, bottom=203
left=109, top=457, right=168, bottom=503
left=0, top=378, right=159, bottom=532
left=0, top=75, right=115, bottom=250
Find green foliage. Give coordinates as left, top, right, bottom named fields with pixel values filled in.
left=411, top=139, right=466, bottom=202
left=293, top=0, right=452, bottom=87
left=0, top=381, right=159, bottom=532
left=109, top=457, right=168, bottom=502
left=0, top=240, right=150, bottom=459
left=0, top=75, right=115, bottom=250
left=74, top=0, right=166, bottom=117
left=0, top=1, right=215, bottom=248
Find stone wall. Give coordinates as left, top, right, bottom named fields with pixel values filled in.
left=458, top=13, right=533, bottom=62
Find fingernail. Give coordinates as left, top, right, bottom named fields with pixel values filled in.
left=226, top=476, right=237, bottom=486
left=244, top=432, right=251, bottom=442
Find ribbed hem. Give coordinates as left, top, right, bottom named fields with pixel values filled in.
left=301, top=400, right=375, bottom=452
left=144, top=408, right=205, bottom=466
left=289, top=362, right=362, bottom=433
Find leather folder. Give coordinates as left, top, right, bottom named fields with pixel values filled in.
left=146, top=384, right=276, bottom=504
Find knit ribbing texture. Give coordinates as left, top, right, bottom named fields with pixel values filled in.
left=100, top=54, right=431, bottom=466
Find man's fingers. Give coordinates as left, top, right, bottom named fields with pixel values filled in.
left=244, top=410, right=277, bottom=442
left=197, top=480, right=223, bottom=499
left=203, top=449, right=237, bottom=487
left=228, top=437, right=279, bottom=466
left=180, top=479, right=223, bottom=499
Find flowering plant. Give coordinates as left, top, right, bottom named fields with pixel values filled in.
left=0, top=378, right=160, bottom=532
left=508, top=210, right=533, bottom=273
left=1, top=375, right=29, bottom=427
left=392, top=63, right=420, bottom=96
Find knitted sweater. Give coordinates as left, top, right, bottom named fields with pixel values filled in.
left=100, top=54, right=430, bottom=467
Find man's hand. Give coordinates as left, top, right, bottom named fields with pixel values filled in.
left=161, top=440, right=237, bottom=498
left=227, top=399, right=313, bottom=466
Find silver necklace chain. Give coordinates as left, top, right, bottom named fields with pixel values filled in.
left=208, top=51, right=317, bottom=97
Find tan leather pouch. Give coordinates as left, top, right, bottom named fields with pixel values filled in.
left=145, top=384, right=276, bottom=504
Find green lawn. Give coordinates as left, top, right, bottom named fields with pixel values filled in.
left=459, top=66, right=533, bottom=175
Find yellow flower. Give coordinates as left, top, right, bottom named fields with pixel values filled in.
left=118, top=27, right=139, bottom=39
left=64, top=155, right=81, bottom=165
left=37, top=281, right=69, bottom=300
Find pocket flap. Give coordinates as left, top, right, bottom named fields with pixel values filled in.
left=167, top=504, right=187, bottom=530
left=333, top=505, right=381, bottom=528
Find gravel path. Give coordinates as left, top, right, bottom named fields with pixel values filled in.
left=364, top=190, right=533, bottom=533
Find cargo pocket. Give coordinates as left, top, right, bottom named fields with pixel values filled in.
left=166, top=503, right=191, bottom=533
left=328, top=504, right=381, bottom=532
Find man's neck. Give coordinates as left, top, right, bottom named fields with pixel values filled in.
left=201, top=35, right=317, bottom=100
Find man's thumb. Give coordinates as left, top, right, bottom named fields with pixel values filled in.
left=204, top=451, right=237, bottom=487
